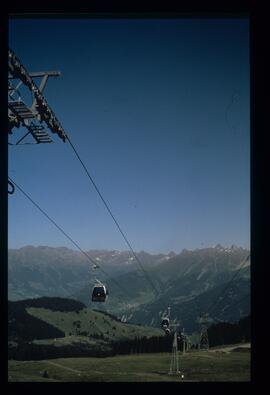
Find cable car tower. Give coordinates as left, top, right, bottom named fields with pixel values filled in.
left=182, top=327, right=189, bottom=354
left=8, top=48, right=67, bottom=192
left=168, top=322, right=180, bottom=375
left=198, top=312, right=212, bottom=350
left=160, top=307, right=184, bottom=376
left=168, top=322, right=184, bottom=378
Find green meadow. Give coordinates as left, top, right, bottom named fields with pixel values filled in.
left=8, top=346, right=250, bottom=382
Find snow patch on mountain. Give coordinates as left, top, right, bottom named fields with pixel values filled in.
left=184, top=265, right=193, bottom=276
left=196, top=269, right=206, bottom=281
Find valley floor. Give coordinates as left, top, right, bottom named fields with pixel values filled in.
left=8, top=344, right=250, bottom=382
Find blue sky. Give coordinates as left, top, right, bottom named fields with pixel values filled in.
left=8, top=18, right=250, bottom=254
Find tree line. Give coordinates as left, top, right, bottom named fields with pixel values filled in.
left=9, top=297, right=86, bottom=312
left=208, top=315, right=250, bottom=347
left=110, top=333, right=189, bottom=355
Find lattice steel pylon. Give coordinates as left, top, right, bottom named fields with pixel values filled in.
left=169, top=329, right=180, bottom=375
left=182, top=327, right=188, bottom=354
left=198, top=312, right=212, bottom=350
left=200, top=324, right=209, bottom=350
left=168, top=320, right=184, bottom=378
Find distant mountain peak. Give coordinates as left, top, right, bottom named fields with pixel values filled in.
left=215, top=243, right=224, bottom=250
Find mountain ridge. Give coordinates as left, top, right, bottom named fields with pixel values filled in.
left=8, top=244, right=250, bottom=331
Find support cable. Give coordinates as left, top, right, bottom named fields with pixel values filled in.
left=65, top=134, right=160, bottom=298
left=8, top=176, right=133, bottom=300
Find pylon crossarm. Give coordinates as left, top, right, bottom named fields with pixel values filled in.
left=8, top=48, right=67, bottom=143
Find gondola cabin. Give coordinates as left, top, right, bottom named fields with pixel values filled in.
left=161, top=318, right=170, bottom=329
left=165, top=327, right=171, bottom=335
left=92, top=284, right=108, bottom=302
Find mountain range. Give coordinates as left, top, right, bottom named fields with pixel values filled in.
left=8, top=244, right=250, bottom=333
left=8, top=246, right=173, bottom=300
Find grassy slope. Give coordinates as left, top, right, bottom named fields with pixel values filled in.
left=26, top=307, right=163, bottom=342
left=8, top=347, right=250, bottom=382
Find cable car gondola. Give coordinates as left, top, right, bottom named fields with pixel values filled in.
left=165, top=327, right=171, bottom=335
left=91, top=282, right=108, bottom=302
left=161, top=317, right=170, bottom=329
